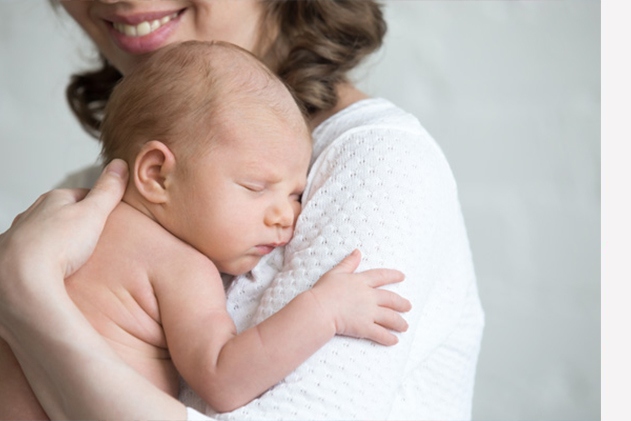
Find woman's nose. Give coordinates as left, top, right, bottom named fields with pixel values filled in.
left=265, top=201, right=294, bottom=228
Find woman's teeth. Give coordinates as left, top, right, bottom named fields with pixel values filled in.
left=112, top=13, right=178, bottom=37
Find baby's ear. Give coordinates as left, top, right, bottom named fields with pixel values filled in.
left=133, top=140, right=176, bottom=204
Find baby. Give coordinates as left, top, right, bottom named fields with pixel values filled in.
left=0, top=41, right=410, bottom=418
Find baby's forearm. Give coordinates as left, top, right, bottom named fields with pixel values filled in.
left=194, top=290, right=336, bottom=413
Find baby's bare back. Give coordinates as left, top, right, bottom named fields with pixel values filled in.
left=65, top=202, right=181, bottom=397
left=0, top=203, right=185, bottom=419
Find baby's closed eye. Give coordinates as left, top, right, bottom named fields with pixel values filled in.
left=239, top=183, right=265, bottom=193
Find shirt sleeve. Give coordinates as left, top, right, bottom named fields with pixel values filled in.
left=213, top=124, right=477, bottom=420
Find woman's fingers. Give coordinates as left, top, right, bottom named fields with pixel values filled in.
left=60, top=160, right=128, bottom=277
left=64, top=188, right=90, bottom=203
left=78, top=159, right=128, bottom=218
left=1, top=160, right=129, bottom=280
left=10, top=210, right=26, bottom=228
left=8, top=192, right=51, bottom=228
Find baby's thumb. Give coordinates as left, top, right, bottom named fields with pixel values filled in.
left=330, top=249, right=362, bottom=274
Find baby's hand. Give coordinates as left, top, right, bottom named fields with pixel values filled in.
left=310, top=249, right=411, bottom=346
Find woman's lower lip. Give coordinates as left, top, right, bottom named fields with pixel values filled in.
left=106, top=11, right=182, bottom=55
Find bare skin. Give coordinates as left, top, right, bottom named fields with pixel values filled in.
left=0, top=48, right=408, bottom=419
left=0, top=1, right=383, bottom=418
left=0, top=88, right=372, bottom=421
left=0, top=161, right=187, bottom=420
left=0, top=159, right=408, bottom=418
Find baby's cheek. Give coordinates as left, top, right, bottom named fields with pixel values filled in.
left=291, top=202, right=302, bottom=226
left=224, top=255, right=262, bottom=276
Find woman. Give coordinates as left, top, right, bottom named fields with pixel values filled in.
left=0, top=1, right=484, bottom=419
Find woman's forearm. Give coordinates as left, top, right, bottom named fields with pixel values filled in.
left=2, top=281, right=186, bottom=420
left=0, top=337, right=49, bottom=419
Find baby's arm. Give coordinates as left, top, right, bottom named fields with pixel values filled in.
left=154, top=249, right=410, bottom=414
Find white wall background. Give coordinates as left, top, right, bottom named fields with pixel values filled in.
left=0, top=1, right=600, bottom=420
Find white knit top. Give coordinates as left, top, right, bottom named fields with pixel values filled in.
left=60, top=98, right=484, bottom=421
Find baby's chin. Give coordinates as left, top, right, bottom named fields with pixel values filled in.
left=217, top=255, right=262, bottom=277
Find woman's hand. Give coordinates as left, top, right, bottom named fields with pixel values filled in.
left=0, top=159, right=128, bottom=322
left=0, top=160, right=187, bottom=420
left=310, top=249, right=412, bottom=346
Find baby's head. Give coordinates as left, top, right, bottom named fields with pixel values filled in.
left=101, top=41, right=312, bottom=275
left=101, top=40, right=309, bottom=168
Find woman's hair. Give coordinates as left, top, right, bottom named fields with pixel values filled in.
left=66, top=0, right=386, bottom=138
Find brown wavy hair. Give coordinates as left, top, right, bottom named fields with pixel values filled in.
left=65, top=0, right=386, bottom=138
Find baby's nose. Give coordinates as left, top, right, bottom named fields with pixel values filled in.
left=266, top=200, right=295, bottom=228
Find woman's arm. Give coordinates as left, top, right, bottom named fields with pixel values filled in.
left=0, top=160, right=188, bottom=420
left=0, top=337, right=48, bottom=419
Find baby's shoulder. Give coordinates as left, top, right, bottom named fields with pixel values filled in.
left=102, top=203, right=220, bottom=295
left=103, top=203, right=208, bottom=269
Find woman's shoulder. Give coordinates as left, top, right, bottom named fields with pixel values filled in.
left=311, top=98, right=453, bottom=181
left=312, top=98, right=438, bottom=160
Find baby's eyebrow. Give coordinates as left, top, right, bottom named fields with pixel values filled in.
left=242, top=161, right=284, bottom=184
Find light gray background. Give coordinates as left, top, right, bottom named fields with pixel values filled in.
left=0, top=1, right=600, bottom=420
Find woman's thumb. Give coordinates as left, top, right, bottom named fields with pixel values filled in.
left=81, top=159, right=128, bottom=217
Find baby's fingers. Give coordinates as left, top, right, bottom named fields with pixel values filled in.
left=326, top=249, right=362, bottom=276
left=377, top=290, right=412, bottom=312
left=365, top=324, right=399, bottom=346
left=375, top=308, right=409, bottom=333
left=362, top=268, right=405, bottom=288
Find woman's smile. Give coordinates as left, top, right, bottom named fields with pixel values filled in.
left=104, top=8, right=186, bottom=55
left=109, top=11, right=181, bottom=36
left=60, top=0, right=266, bottom=75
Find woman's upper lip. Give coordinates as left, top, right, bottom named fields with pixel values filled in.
left=101, top=9, right=184, bottom=25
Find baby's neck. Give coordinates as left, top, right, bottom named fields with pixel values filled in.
left=121, top=187, right=160, bottom=224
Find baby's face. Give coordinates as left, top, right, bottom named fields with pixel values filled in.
left=166, top=102, right=311, bottom=275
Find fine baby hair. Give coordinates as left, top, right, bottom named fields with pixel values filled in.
left=100, top=40, right=307, bottom=166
